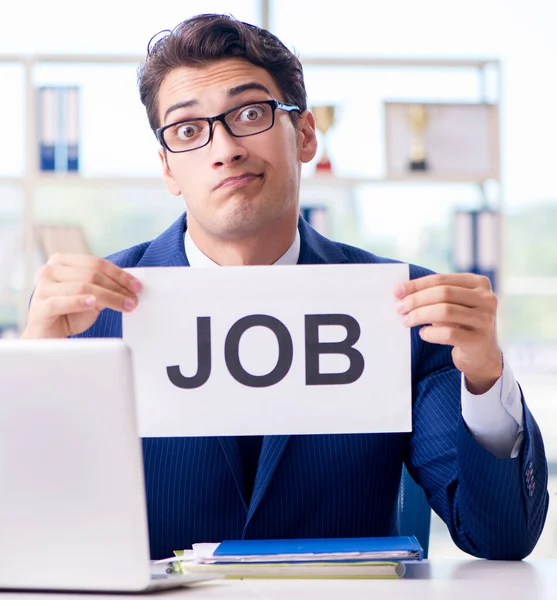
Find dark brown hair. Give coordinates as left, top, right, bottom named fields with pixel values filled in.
left=138, top=13, right=307, bottom=133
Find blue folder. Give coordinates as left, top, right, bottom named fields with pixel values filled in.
left=212, top=536, right=423, bottom=561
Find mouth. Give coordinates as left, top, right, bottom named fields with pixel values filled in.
left=214, top=173, right=263, bottom=191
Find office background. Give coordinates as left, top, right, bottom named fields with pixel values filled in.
left=0, top=0, right=556, bottom=557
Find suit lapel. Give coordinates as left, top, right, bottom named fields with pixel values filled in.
left=244, top=435, right=290, bottom=530
left=218, top=437, right=248, bottom=512
left=297, top=217, right=348, bottom=265
left=136, top=212, right=190, bottom=268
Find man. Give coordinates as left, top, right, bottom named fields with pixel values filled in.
left=22, top=14, right=548, bottom=560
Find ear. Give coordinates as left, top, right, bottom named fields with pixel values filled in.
left=158, top=148, right=182, bottom=196
left=297, top=110, right=318, bottom=164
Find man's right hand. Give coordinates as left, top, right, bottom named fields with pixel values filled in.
left=21, top=254, right=142, bottom=339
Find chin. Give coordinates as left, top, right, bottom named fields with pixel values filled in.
left=213, top=208, right=280, bottom=240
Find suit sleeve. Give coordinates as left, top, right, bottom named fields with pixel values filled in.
left=404, top=330, right=549, bottom=559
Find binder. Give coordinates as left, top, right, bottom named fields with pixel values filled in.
left=65, top=86, right=80, bottom=171
left=211, top=535, right=423, bottom=561
left=38, top=86, right=57, bottom=171
left=54, top=86, right=68, bottom=171
left=37, top=85, right=80, bottom=172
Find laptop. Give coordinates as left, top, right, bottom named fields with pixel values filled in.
left=0, top=338, right=219, bottom=592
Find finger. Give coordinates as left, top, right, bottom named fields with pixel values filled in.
left=46, top=254, right=142, bottom=294
left=44, top=264, right=136, bottom=299
left=396, top=285, right=494, bottom=314
left=39, top=281, right=138, bottom=313
left=35, top=294, right=99, bottom=319
left=395, top=273, right=492, bottom=299
left=403, top=304, right=488, bottom=331
left=417, top=324, right=478, bottom=347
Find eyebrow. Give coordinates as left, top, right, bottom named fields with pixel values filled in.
left=163, top=82, right=273, bottom=123
left=163, top=99, right=198, bottom=124
left=227, top=82, right=273, bottom=98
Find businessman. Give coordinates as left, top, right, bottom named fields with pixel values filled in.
left=22, top=14, right=548, bottom=560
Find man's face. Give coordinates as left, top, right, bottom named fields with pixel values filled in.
left=157, top=58, right=317, bottom=241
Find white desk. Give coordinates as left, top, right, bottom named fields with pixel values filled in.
left=0, top=560, right=555, bottom=599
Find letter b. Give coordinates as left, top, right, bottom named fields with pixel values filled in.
left=305, top=314, right=365, bottom=385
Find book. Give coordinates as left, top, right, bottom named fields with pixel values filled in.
left=158, top=536, right=422, bottom=580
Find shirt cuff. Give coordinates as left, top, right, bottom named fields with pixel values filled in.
left=460, top=359, right=524, bottom=459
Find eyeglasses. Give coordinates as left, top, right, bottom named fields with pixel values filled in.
left=156, top=99, right=300, bottom=153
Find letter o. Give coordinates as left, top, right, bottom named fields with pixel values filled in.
left=224, top=315, right=293, bottom=387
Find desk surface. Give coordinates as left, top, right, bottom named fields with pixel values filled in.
left=1, top=559, right=555, bottom=599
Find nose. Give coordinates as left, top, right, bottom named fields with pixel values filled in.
left=210, top=121, right=248, bottom=168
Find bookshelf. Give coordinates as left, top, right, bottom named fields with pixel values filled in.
left=0, top=54, right=502, bottom=333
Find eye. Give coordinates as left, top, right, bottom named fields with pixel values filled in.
left=175, top=122, right=203, bottom=140
left=238, top=105, right=266, bottom=123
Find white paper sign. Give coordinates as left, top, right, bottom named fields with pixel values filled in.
left=123, top=264, right=411, bottom=437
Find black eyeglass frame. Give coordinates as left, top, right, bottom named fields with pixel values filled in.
left=156, top=99, right=301, bottom=153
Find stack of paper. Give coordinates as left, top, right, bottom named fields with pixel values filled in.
left=157, top=536, right=423, bottom=579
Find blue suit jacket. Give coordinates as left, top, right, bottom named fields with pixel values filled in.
left=76, top=213, right=548, bottom=560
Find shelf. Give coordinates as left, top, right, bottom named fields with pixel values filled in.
left=0, top=54, right=141, bottom=65
left=31, top=174, right=166, bottom=187
left=303, top=174, right=492, bottom=185
left=0, top=174, right=165, bottom=187
left=0, top=55, right=500, bottom=68
left=0, top=174, right=493, bottom=186
left=300, top=57, right=500, bottom=69
left=0, top=50, right=502, bottom=332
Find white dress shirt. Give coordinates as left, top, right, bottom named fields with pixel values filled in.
left=185, top=229, right=524, bottom=458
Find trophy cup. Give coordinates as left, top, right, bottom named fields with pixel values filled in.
left=311, top=105, right=336, bottom=173
left=407, top=104, right=429, bottom=171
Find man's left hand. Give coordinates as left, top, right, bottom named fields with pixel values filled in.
left=395, top=273, right=502, bottom=395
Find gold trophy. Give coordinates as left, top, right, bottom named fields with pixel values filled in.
left=407, top=104, right=429, bottom=171
left=311, top=105, right=336, bottom=173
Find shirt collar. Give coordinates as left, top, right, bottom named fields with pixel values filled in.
left=184, top=227, right=300, bottom=267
